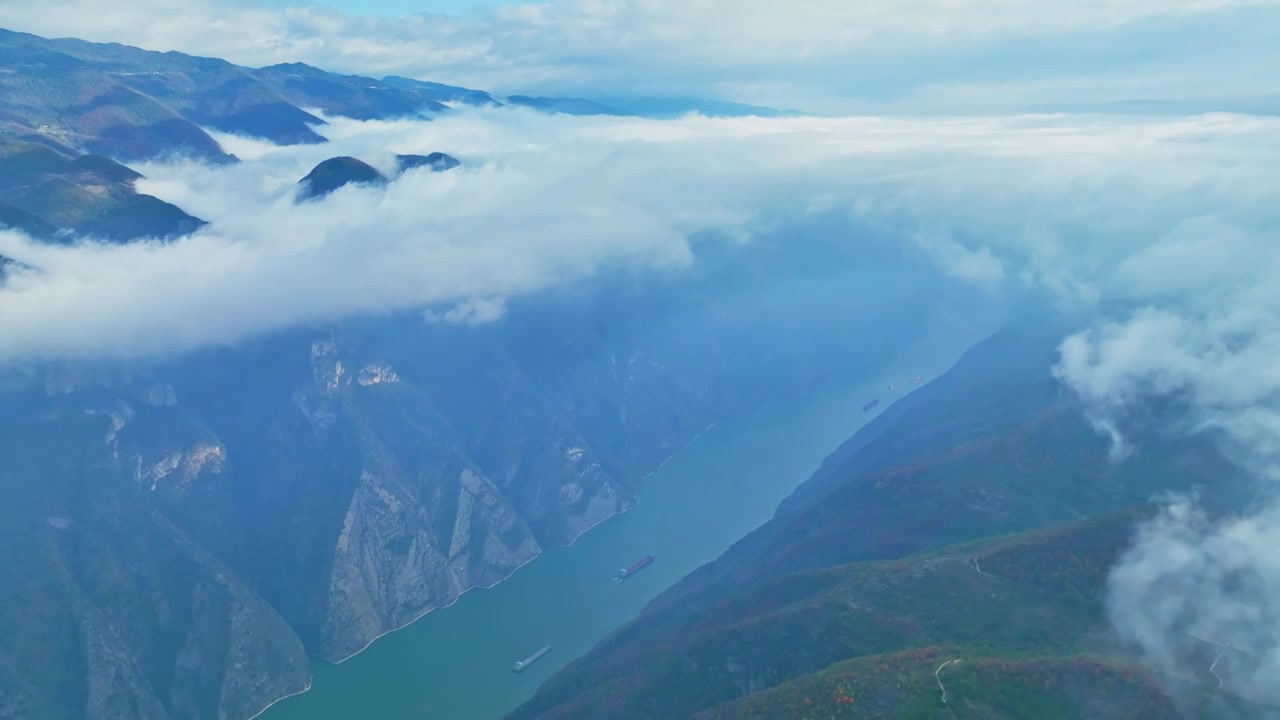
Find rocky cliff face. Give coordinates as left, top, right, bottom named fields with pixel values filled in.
left=280, top=334, right=622, bottom=660
left=321, top=465, right=539, bottom=660
left=318, top=457, right=540, bottom=660
left=0, top=396, right=310, bottom=720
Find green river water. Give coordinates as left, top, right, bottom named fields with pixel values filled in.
left=262, top=320, right=990, bottom=720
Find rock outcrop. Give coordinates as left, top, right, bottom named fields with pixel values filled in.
left=294, top=153, right=459, bottom=203
left=296, top=157, right=388, bottom=201
left=395, top=152, right=460, bottom=174
left=322, top=466, right=539, bottom=660
left=0, top=405, right=311, bottom=720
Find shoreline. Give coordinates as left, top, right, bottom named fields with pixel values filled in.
left=278, top=419, right=723, bottom=684
left=251, top=416, right=773, bottom=717
left=322, top=547, right=548, bottom=666
left=564, top=421, right=718, bottom=549
left=246, top=678, right=314, bottom=720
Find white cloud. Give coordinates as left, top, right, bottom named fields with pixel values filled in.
left=1057, top=272, right=1280, bottom=691
left=1108, top=497, right=1280, bottom=704
left=912, top=231, right=1005, bottom=291
left=1056, top=232, right=1280, bottom=453
left=1048, top=117, right=1280, bottom=699
left=1057, top=308, right=1205, bottom=412
left=2, top=0, right=1278, bottom=110
left=1, top=108, right=1277, bottom=364
left=425, top=297, right=507, bottom=326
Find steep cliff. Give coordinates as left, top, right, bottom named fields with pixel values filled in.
left=0, top=391, right=310, bottom=720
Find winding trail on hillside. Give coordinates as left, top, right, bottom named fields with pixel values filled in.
left=1209, top=651, right=1229, bottom=689
left=936, top=659, right=961, bottom=703
left=971, top=555, right=995, bottom=578
left=1186, top=632, right=1249, bottom=691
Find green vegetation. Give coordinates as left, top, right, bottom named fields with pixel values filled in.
left=254, top=63, right=446, bottom=120
left=515, top=508, right=1268, bottom=719
left=395, top=152, right=461, bottom=174
left=0, top=200, right=58, bottom=239
left=512, top=513, right=1144, bottom=720
left=0, top=28, right=496, bottom=161
left=509, top=323, right=1263, bottom=720
left=296, top=154, right=461, bottom=201
left=692, top=650, right=1214, bottom=720
left=0, top=387, right=310, bottom=720
left=296, top=156, right=388, bottom=201
left=0, top=136, right=204, bottom=242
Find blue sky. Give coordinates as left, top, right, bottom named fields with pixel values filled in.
left=3, top=0, right=1278, bottom=114
left=263, top=0, right=507, bottom=16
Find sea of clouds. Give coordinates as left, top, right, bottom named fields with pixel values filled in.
left=4, top=108, right=1275, bottom=362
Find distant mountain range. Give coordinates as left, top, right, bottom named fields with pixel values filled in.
left=0, top=27, right=484, bottom=162
left=0, top=28, right=794, bottom=168
left=594, top=96, right=803, bottom=119
left=1037, top=96, right=1280, bottom=117
left=0, top=26, right=792, bottom=246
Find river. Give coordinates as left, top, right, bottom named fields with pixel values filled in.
left=262, top=318, right=993, bottom=720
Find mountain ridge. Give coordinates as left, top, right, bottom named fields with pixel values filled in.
left=0, top=136, right=206, bottom=241
left=507, top=316, right=1262, bottom=720
left=0, top=27, right=795, bottom=168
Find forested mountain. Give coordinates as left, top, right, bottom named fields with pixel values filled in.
left=508, top=319, right=1272, bottom=720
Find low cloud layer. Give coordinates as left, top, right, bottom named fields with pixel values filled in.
left=1106, top=497, right=1280, bottom=705
left=1060, top=307, right=1280, bottom=704
left=2, top=0, right=1278, bottom=111
left=1050, top=118, right=1280, bottom=702
left=1, top=108, right=1277, bottom=364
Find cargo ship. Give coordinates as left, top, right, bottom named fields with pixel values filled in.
left=888, top=383, right=902, bottom=391
left=615, top=555, right=654, bottom=581
left=513, top=645, right=551, bottom=672
left=862, top=399, right=880, bottom=412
